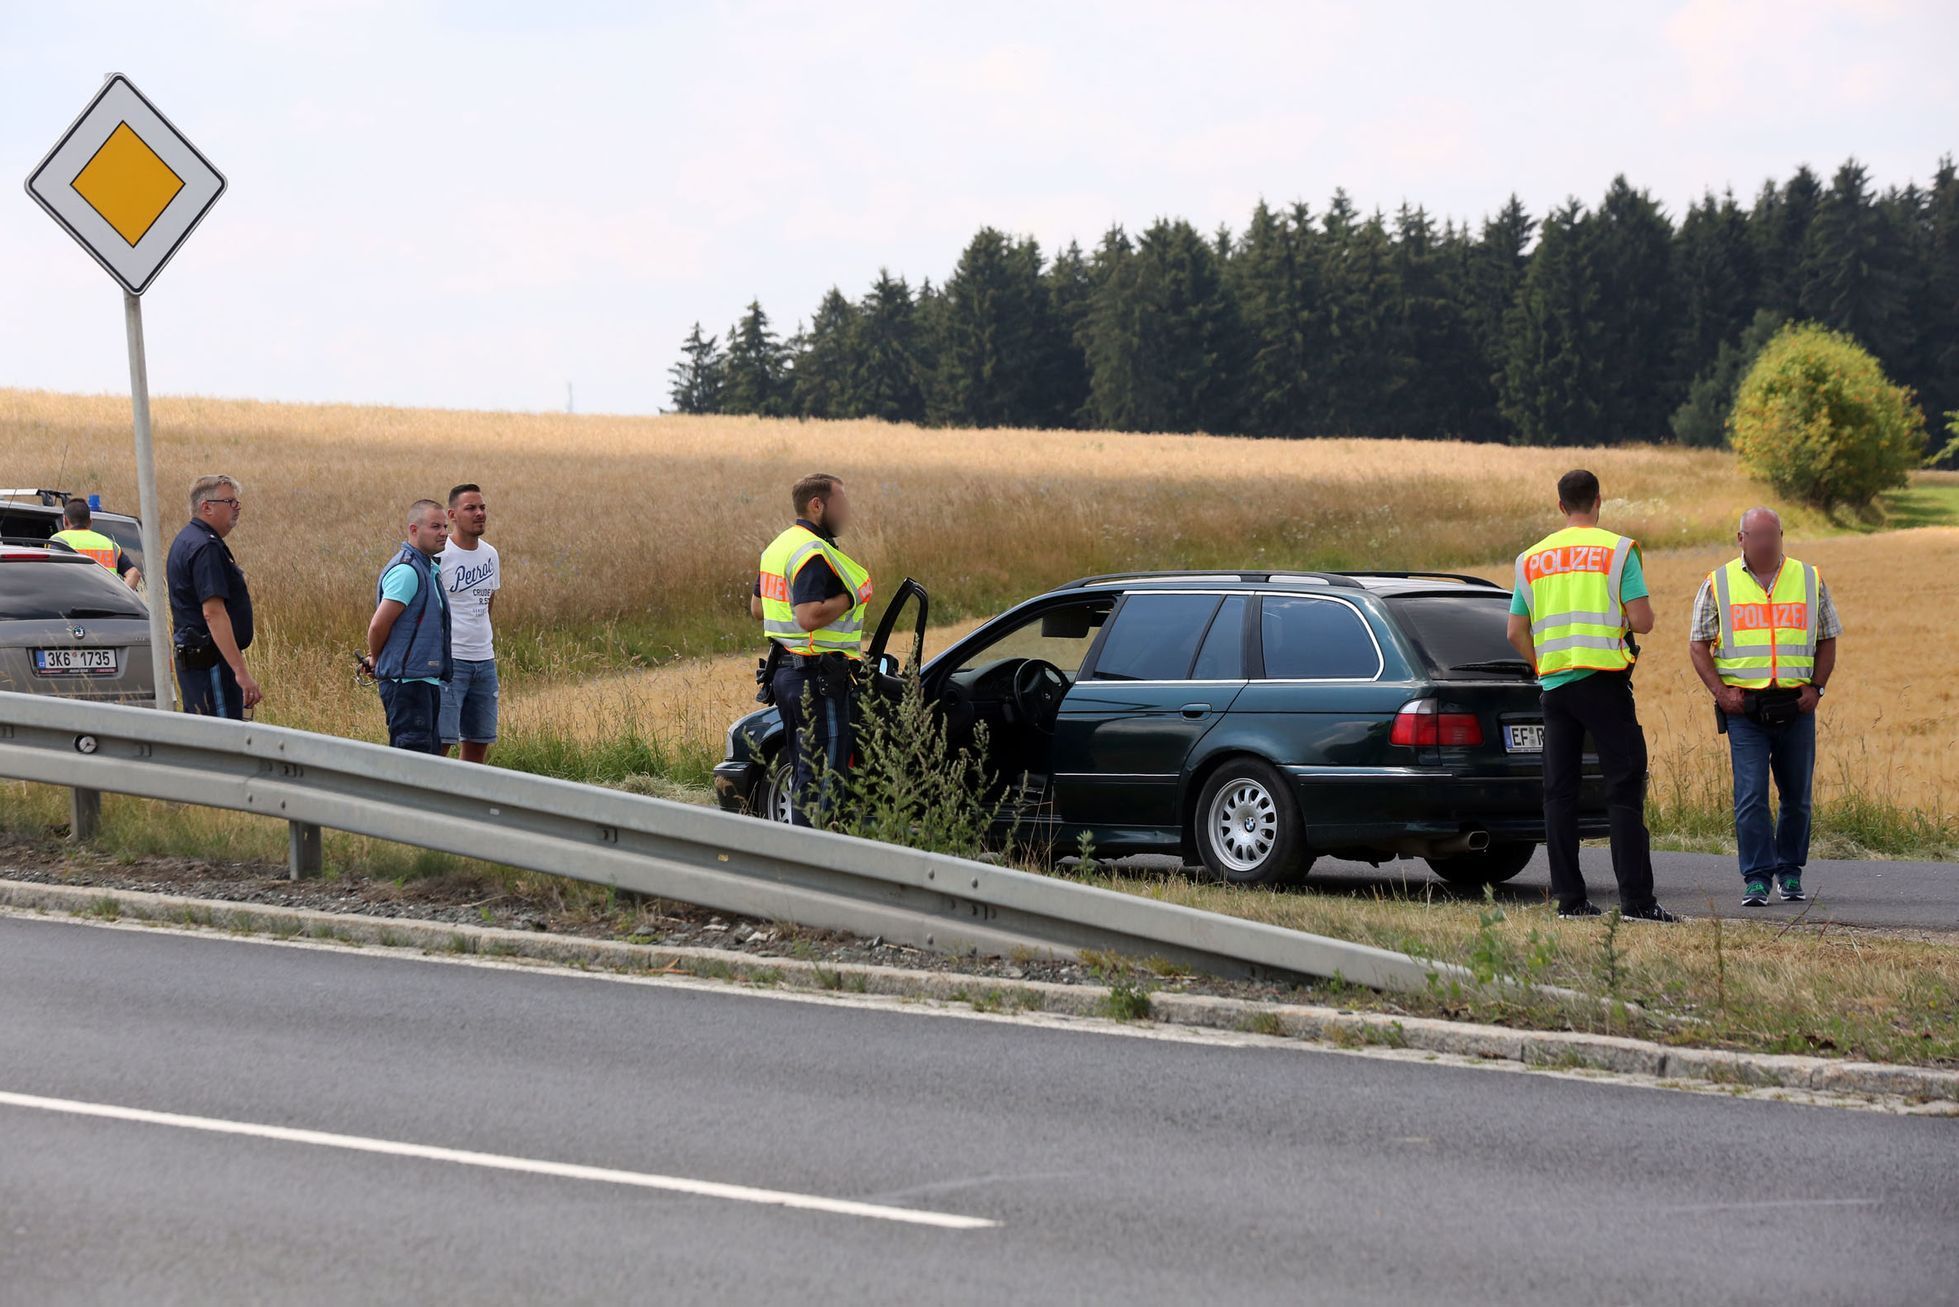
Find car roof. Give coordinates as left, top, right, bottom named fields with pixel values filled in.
left=0, top=493, right=140, bottom=524
left=1054, top=569, right=1511, bottom=598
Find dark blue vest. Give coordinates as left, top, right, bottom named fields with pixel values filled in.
left=374, top=543, right=452, bottom=682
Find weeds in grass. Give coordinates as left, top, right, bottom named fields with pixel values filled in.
left=1101, top=980, right=1155, bottom=1022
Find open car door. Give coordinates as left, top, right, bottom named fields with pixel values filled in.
left=863, top=577, right=928, bottom=701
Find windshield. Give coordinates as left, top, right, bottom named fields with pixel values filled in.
left=952, top=599, right=1113, bottom=678
left=1386, top=594, right=1529, bottom=678
left=0, top=560, right=149, bottom=621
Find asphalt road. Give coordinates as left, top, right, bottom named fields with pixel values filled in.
left=3, top=917, right=1955, bottom=1305
left=1304, top=848, right=1957, bottom=930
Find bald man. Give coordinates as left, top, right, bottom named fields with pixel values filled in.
left=1689, top=508, right=1841, bottom=907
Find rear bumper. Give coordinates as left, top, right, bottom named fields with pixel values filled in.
left=1284, top=766, right=1609, bottom=845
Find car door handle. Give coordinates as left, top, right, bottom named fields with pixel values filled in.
left=1180, top=703, right=1211, bottom=718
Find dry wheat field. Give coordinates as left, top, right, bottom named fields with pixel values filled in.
left=2, top=386, right=1950, bottom=832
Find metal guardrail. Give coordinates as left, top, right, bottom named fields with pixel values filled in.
left=0, top=691, right=1466, bottom=993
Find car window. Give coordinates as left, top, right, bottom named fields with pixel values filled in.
left=1385, top=594, right=1529, bottom=678
left=1190, top=594, right=1249, bottom=679
left=952, top=599, right=1112, bottom=677
left=1258, top=596, right=1380, bottom=680
left=0, top=509, right=57, bottom=542
left=0, top=560, right=149, bottom=621
left=1090, top=593, right=1223, bottom=682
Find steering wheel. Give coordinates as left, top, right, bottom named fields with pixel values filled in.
left=1009, top=659, right=1068, bottom=734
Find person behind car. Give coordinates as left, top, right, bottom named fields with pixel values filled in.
left=51, top=498, right=140, bottom=590
left=165, top=475, right=260, bottom=718
left=1688, top=507, right=1841, bottom=908
left=755, top=473, right=873, bottom=826
left=1506, top=468, right=1677, bottom=923
left=361, top=499, right=453, bottom=753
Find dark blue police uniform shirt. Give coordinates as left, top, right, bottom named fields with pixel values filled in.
left=166, top=519, right=253, bottom=649
left=754, top=518, right=849, bottom=607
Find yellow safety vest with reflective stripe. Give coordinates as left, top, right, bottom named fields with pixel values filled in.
left=758, top=525, right=873, bottom=659
left=1711, top=556, right=1818, bottom=689
left=1512, top=525, right=1638, bottom=677
left=50, top=528, right=124, bottom=574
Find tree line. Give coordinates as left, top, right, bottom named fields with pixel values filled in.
left=668, top=157, right=1959, bottom=447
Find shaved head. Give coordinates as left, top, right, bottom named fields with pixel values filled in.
left=1738, top=506, right=1782, bottom=534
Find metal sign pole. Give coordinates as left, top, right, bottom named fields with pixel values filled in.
left=122, top=291, right=175, bottom=710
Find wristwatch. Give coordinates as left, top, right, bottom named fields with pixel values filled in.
left=1813, top=685, right=1826, bottom=697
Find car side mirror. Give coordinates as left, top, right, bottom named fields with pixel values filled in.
left=874, top=652, right=901, bottom=679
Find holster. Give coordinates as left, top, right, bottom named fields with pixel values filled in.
left=754, top=642, right=784, bottom=705
left=816, top=652, right=854, bottom=700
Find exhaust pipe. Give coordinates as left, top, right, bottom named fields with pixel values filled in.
left=1423, top=829, right=1492, bottom=857
left=1382, top=829, right=1492, bottom=857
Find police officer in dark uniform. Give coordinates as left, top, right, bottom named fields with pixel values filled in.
left=164, top=474, right=260, bottom=718
left=753, top=474, right=873, bottom=826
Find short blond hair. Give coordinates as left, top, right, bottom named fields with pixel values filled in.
left=188, top=475, right=242, bottom=515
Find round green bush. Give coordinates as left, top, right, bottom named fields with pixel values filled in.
left=1728, top=322, right=1925, bottom=508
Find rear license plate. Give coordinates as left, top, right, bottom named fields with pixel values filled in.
left=1504, top=724, right=1544, bottom=753
left=34, top=648, right=118, bottom=676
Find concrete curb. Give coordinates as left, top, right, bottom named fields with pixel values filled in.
left=5, top=877, right=1956, bottom=1106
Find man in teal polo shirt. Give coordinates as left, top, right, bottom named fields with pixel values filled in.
left=361, top=499, right=453, bottom=753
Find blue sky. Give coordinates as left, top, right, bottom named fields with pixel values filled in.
left=2, top=0, right=1953, bottom=415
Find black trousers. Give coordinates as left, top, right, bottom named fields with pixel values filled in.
left=772, top=660, right=853, bottom=828
left=377, top=680, right=445, bottom=754
left=177, top=657, right=243, bottom=720
left=1541, top=670, right=1656, bottom=911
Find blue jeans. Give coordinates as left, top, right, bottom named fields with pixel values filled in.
left=1726, top=708, right=1816, bottom=883
left=439, top=658, right=499, bottom=745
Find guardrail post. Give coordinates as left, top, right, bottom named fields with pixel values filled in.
left=288, top=821, right=322, bottom=880
left=69, top=787, right=101, bottom=842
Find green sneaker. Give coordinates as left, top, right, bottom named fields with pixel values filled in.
left=1777, top=874, right=1806, bottom=902
left=1741, top=879, right=1770, bottom=907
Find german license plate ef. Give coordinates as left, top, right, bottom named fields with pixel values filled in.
left=1504, top=723, right=1544, bottom=753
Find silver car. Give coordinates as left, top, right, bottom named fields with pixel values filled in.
left=0, top=542, right=157, bottom=706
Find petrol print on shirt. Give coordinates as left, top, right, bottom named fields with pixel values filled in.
left=439, top=540, right=500, bottom=661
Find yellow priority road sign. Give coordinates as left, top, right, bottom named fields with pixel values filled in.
left=25, top=73, right=226, bottom=297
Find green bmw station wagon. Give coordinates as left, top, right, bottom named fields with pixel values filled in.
left=714, top=571, right=1609, bottom=887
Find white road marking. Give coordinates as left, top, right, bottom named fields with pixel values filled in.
left=0, top=1089, right=997, bottom=1231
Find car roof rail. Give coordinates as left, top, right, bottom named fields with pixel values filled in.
left=1333, top=571, right=1506, bottom=589
left=0, top=538, right=86, bottom=557
left=0, top=489, right=70, bottom=506
left=1060, top=569, right=1366, bottom=590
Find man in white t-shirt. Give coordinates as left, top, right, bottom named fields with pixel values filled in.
left=438, top=483, right=501, bottom=763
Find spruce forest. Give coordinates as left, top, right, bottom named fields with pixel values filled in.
left=669, top=158, right=1959, bottom=450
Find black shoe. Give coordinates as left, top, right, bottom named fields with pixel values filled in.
left=1623, top=902, right=1681, bottom=923
left=1556, top=901, right=1603, bottom=919
left=1741, top=879, right=1770, bottom=908
left=1777, top=874, right=1806, bottom=902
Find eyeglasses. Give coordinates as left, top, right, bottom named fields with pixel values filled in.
left=203, top=498, right=241, bottom=509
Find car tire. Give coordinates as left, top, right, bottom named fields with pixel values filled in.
left=1425, top=840, right=1535, bottom=888
left=752, top=753, right=795, bottom=824
left=1193, top=759, right=1314, bottom=887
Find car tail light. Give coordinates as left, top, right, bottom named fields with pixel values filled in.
left=1391, top=699, right=1484, bottom=748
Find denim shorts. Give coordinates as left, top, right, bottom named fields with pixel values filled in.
left=439, top=658, right=500, bottom=744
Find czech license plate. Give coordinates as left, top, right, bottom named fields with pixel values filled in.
left=1503, top=723, right=1544, bottom=753
left=34, top=647, right=118, bottom=676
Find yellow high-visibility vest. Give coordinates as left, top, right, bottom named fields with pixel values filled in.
left=1513, top=525, right=1639, bottom=677
left=50, top=528, right=124, bottom=574
left=1711, top=556, right=1818, bottom=688
left=758, top=525, right=873, bottom=659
